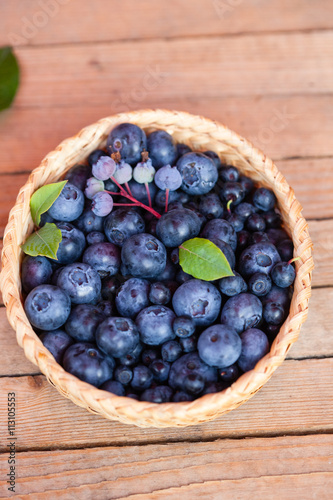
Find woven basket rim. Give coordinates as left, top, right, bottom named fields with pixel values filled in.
left=0, top=109, right=314, bottom=427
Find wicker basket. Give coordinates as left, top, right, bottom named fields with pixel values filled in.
left=0, top=109, right=314, bottom=428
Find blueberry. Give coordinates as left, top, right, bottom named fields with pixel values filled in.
left=161, top=340, right=182, bottom=362
left=119, top=342, right=143, bottom=366
left=248, top=272, right=272, bottom=297
left=48, top=182, right=84, bottom=222
left=172, top=279, right=222, bottom=326
left=202, top=382, right=227, bottom=395
left=237, top=328, right=270, bottom=372
left=83, top=242, right=121, bottom=278
left=155, top=189, right=180, bottom=208
left=237, top=230, right=251, bottom=252
left=24, top=285, right=71, bottom=331
left=170, top=248, right=179, bottom=265
left=176, top=143, right=192, bottom=157
left=172, top=391, right=194, bottom=402
left=121, top=233, right=167, bottom=279
left=21, top=255, right=53, bottom=293
left=63, top=342, right=115, bottom=387
left=176, top=152, right=218, bottom=195
left=57, top=263, right=101, bottom=304
left=176, top=269, right=193, bottom=284
left=100, top=380, right=126, bottom=396
left=277, top=239, right=294, bottom=261
left=173, top=316, right=196, bottom=338
left=39, top=211, right=54, bottom=227
left=226, top=213, right=244, bottom=232
left=239, top=175, right=254, bottom=195
left=198, top=193, right=224, bottom=219
left=262, top=211, right=282, bottom=229
left=136, top=305, right=176, bottom=345
left=141, top=348, right=159, bottom=366
left=261, top=285, right=290, bottom=326
left=239, top=242, right=281, bottom=278
left=141, top=385, right=173, bottom=403
left=168, top=352, right=217, bottom=391
left=96, top=317, right=139, bottom=358
left=201, top=219, right=237, bottom=252
left=218, top=271, right=247, bottom=297
left=91, top=191, right=114, bottom=217
left=115, top=278, right=150, bottom=318
left=156, top=208, right=201, bottom=248
left=261, top=285, right=291, bottom=309
left=158, top=258, right=176, bottom=281
left=75, top=207, right=104, bottom=234
left=221, top=293, right=262, bottom=334
left=267, top=228, right=290, bottom=246
left=65, top=164, right=92, bottom=191
left=149, top=282, right=171, bottom=305
left=101, top=276, right=122, bottom=300
left=198, top=324, right=241, bottom=368
left=104, top=207, right=145, bottom=247
left=96, top=300, right=113, bottom=317
left=54, top=222, right=86, bottom=265
left=219, top=181, right=245, bottom=206
left=147, top=130, right=177, bottom=169
left=271, top=262, right=296, bottom=288
left=127, top=179, right=157, bottom=205
left=219, top=363, right=239, bottom=383
left=65, top=304, right=105, bottom=342
left=150, top=359, right=170, bottom=382
left=249, top=231, right=270, bottom=245
left=39, top=329, right=73, bottom=364
left=246, top=213, right=266, bottom=232
left=87, top=149, right=108, bottom=167
left=107, top=123, right=147, bottom=165
left=131, top=364, right=153, bottom=391
left=179, top=334, right=197, bottom=353
left=114, top=365, right=133, bottom=386
left=203, top=150, right=222, bottom=170
left=86, top=231, right=106, bottom=245
left=184, top=373, right=205, bottom=395
left=219, top=165, right=239, bottom=182
left=235, top=202, right=256, bottom=219
left=263, top=302, right=286, bottom=325
left=253, top=187, right=277, bottom=212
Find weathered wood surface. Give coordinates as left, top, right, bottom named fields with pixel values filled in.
left=0, top=435, right=332, bottom=498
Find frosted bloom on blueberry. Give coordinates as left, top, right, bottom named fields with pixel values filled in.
left=85, top=177, right=105, bottom=199
left=91, top=191, right=114, bottom=217
left=133, top=159, right=155, bottom=184
left=154, top=165, right=182, bottom=191
left=92, top=156, right=116, bottom=181
left=113, top=160, right=133, bottom=184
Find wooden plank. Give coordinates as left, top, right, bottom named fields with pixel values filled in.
left=0, top=358, right=331, bottom=451
left=308, top=219, right=333, bottom=288
left=10, top=31, right=333, bottom=109
left=0, top=435, right=332, bottom=498
left=0, top=173, right=29, bottom=237
left=1, top=95, right=333, bottom=173
left=0, top=285, right=331, bottom=376
left=1, top=0, right=333, bottom=47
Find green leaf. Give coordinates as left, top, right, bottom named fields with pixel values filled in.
left=30, top=180, right=67, bottom=226
left=21, top=223, right=62, bottom=260
left=0, top=47, right=20, bottom=111
left=179, top=238, right=234, bottom=281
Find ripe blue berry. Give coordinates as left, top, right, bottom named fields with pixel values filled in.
left=150, top=359, right=170, bottom=382
left=198, top=324, right=241, bottom=368
left=91, top=191, right=113, bottom=217
left=176, top=152, right=218, bottom=195
left=48, top=183, right=84, bottom=222
left=156, top=208, right=201, bottom=248
left=141, top=385, right=173, bottom=403
left=161, top=340, right=182, bottom=362
left=136, top=305, right=176, bottom=345
left=83, top=242, right=120, bottom=278
left=57, top=262, right=101, bottom=304
left=65, top=164, right=92, bottom=191
left=237, top=328, right=270, bottom=372
left=101, top=380, right=126, bottom=396
left=218, top=272, right=247, bottom=297
left=107, top=123, right=147, bottom=165
left=65, top=304, right=105, bottom=342
left=121, top=233, right=167, bottom=279
left=96, top=317, right=140, bottom=358
left=21, top=255, right=53, bottom=293
left=149, top=282, right=171, bottom=305
left=239, top=242, right=281, bottom=278
left=131, top=364, right=153, bottom=391
left=248, top=272, right=272, bottom=296
left=168, top=352, right=217, bottom=391
left=24, top=284, right=71, bottom=331
left=39, top=329, right=73, bottom=364
left=271, top=262, right=296, bottom=288
left=253, top=187, right=277, bottom=212
left=115, top=278, right=150, bottom=318
left=173, top=316, right=196, bottom=338
left=75, top=207, right=104, bottom=234
left=201, top=219, right=237, bottom=252
left=154, top=165, right=182, bottom=191
left=92, top=156, right=116, bottom=181
left=147, top=130, right=177, bottom=169
left=104, top=208, right=145, bottom=247
left=54, top=222, right=86, bottom=265
left=221, top=293, right=262, bottom=334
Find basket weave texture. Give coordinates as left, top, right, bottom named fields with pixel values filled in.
left=0, top=109, right=314, bottom=427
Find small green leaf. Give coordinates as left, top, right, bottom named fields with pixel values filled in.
left=0, top=47, right=20, bottom=111
left=22, top=223, right=62, bottom=260
left=179, top=237, right=234, bottom=281
left=30, top=180, right=67, bottom=226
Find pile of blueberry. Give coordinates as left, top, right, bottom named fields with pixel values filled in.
left=22, top=123, right=297, bottom=404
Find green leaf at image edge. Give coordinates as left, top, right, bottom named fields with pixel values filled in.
left=21, top=223, right=62, bottom=260
left=179, top=237, right=234, bottom=281
left=30, top=180, right=67, bottom=226
left=0, top=47, right=20, bottom=112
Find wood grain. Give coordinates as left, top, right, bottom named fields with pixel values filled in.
left=0, top=358, right=332, bottom=451
left=0, top=435, right=332, bottom=498
left=1, top=0, right=333, bottom=47
left=308, top=219, right=333, bottom=287
left=10, top=31, right=333, bottom=110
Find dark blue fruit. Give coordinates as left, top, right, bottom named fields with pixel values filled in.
left=198, top=324, right=241, bottom=368
left=177, top=143, right=192, bottom=157
left=65, top=164, right=92, bottom=191
left=147, top=130, right=177, bottom=169
left=65, top=304, right=105, bottom=342
left=173, top=316, right=196, bottom=338
left=219, top=181, right=245, bottom=206
left=156, top=208, right=201, bottom=248
left=57, top=262, right=101, bottom=304
left=100, top=380, right=125, bottom=396
left=239, top=242, right=281, bottom=278
left=114, top=365, right=133, bottom=386
left=201, top=219, right=237, bottom=252
left=219, top=363, right=239, bottom=383
left=119, top=342, right=143, bottom=367
left=235, top=202, right=256, bottom=219
left=86, top=231, right=106, bottom=245
left=136, top=305, right=176, bottom=345
left=161, top=340, right=182, bottom=362
left=54, top=222, right=86, bottom=265
left=141, top=385, right=173, bottom=403
left=141, top=348, right=159, bottom=366
left=221, top=293, right=262, bottom=334
left=63, top=342, right=115, bottom=387
left=87, top=149, right=108, bottom=167
left=172, top=391, right=194, bottom=402
left=277, top=239, right=294, bottom=262
left=172, top=279, right=222, bottom=326
left=253, top=187, right=277, bottom=212
left=83, top=242, right=121, bottom=278
left=21, top=255, right=53, bottom=293
left=96, top=300, right=113, bottom=317
left=246, top=213, right=266, bottom=232
left=107, top=123, right=147, bottom=165
left=39, top=329, right=73, bottom=364
left=24, top=284, right=71, bottom=331
left=219, top=165, right=239, bottom=182
left=168, top=352, right=217, bottom=391
left=115, top=278, right=150, bottom=318
left=75, top=207, right=104, bottom=234
left=248, top=272, right=272, bottom=297
left=198, top=193, right=224, bottom=219
left=126, top=179, right=157, bottom=205
left=238, top=328, right=270, bottom=372
left=271, top=261, right=296, bottom=288
left=149, top=282, right=171, bottom=305
left=218, top=272, right=247, bottom=297
left=48, top=182, right=84, bottom=222
left=121, top=233, right=167, bottom=279
left=149, top=359, right=170, bottom=382
left=176, top=152, right=218, bottom=195
left=101, top=276, right=121, bottom=300
left=131, top=364, right=153, bottom=391
left=179, top=334, right=197, bottom=353
left=96, top=317, right=139, bottom=358
left=104, top=208, right=145, bottom=247
left=184, top=373, right=205, bottom=395
left=203, top=150, right=222, bottom=170
left=239, top=175, right=254, bottom=195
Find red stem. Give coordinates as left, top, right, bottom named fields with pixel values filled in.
left=288, top=256, right=301, bottom=266
left=125, top=182, right=132, bottom=196
left=113, top=203, right=140, bottom=207
left=145, top=183, right=152, bottom=208
left=106, top=186, right=161, bottom=219
left=165, top=189, right=169, bottom=213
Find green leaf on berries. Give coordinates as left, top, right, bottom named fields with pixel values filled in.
left=30, top=180, right=67, bottom=226
left=179, top=238, right=234, bottom=281
left=0, top=47, right=20, bottom=111
left=21, top=223, right=62, bottom=260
